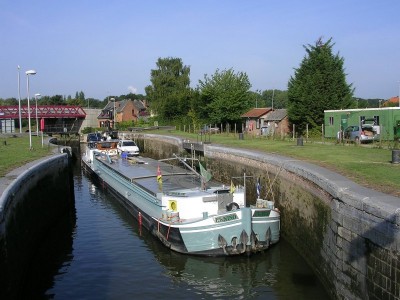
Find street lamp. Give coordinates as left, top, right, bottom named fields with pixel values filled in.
left=110, top=97, right=115, bottom=129
left=26, top=70, right=37, bottom=150
left=34, top=93, right=41, bottom=136
left=398, top=81, right=400, bottom=108
left=17, top=65, right=22, bottom=133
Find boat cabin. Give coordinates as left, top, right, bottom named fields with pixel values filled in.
left=95, top=140, right=119, bottom=156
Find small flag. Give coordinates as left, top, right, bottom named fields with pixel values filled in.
left=256, top=178, right=261, bottom=198
left=230, top=180, right=236, bottom=194
left=157, top=165, right=162, bottom=183
left=199, top=162, right=212, bottom=183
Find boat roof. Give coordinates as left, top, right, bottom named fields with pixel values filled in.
left=101, top=156, right=227, bottom=198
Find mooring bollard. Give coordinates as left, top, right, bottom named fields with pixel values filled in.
left=297, top=137, right=303, bottom=146
left=392, top=149, right=400, bottom=164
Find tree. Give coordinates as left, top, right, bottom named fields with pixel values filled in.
left=79, top=91, right=85, bottom=101
left=261, top=89, right=288, bottom=109
left=198, top=69, right=252, bottom=124
left=49, top=95, right=64, bottom=105
left=145, top=57, right=191, bottom=121
left=118, top=93, right=146, bottom=101
left=287, top=38, right=354, bottom=134
left=0, top=97, right=18, bottom=105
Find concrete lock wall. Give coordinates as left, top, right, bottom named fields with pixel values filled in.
left=133, top=133, right=400, bottom=300
left=0, top=153, right=74, bottom=299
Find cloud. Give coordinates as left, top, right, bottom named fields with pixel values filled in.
left=127, top=85, right=137, bottom=94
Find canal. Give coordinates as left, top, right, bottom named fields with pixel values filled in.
left=22, top=159, right=330, bottom=299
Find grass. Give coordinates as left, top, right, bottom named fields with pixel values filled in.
left=149, top=129, right=400, bottom=197
left=0, top=135, right=53, bottom=177
left=1, top=131, right=399, bottom=197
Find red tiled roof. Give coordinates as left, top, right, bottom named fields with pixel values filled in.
left=383, top=96, right=399, bottom=107
left=241, top=108, right=271, bottom=118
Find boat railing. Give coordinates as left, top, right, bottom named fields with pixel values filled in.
left=129, top=172, right=193, bottom=182
left=159, top=154, right=201, bottom=178
left=94, top=151, right=113, bottom=164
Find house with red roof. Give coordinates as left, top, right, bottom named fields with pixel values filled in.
left=98, top=99, right=149, bottom=129
left=241, top=108, right=290, bottom=137
left=383, top=96, right=400, bottom=107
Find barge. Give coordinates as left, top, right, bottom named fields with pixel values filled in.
left=82, top=144, right=280, bottom=256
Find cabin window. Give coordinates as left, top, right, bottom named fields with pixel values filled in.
left=329, top=116, right=334, bottom=125
left=360, top=116, right=380, bottom=125
left=214, top=189, right=230, bottom=194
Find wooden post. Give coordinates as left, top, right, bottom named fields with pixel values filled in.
left=306, top=124, right=309, bottom=140
left=292, top=124, right=295, bottom=139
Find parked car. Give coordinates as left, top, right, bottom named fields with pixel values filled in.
left=260, top=126, right=269, bottom=136
left=117, top=139, right=140, bottom=156
left=343, top=123, right=380, bottom=143
left=86, top=133, right=102, bottom=143
left=199, top=126, right=220, bottom=134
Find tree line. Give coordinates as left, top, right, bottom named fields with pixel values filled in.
left=0, top=37, right=388, bottom=135
left=0, top=92, right=146, bottom=109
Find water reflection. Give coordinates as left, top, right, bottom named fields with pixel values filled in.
left=22, top=199, right=76, bottom=299
left=140, top=227, right=326, bottom=299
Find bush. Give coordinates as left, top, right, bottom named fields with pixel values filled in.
left=81, top=127, right=103, bottom=134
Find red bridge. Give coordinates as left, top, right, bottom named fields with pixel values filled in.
left=0, top=105, right=86, bottom=134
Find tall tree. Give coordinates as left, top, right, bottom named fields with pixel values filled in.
left=79, top=91, right=85, bottom=101
left=198, top=68, right=252, bottom=124
left=287, top=38, right=354, bottom=133
left=145, top=57, right=191, bottom=121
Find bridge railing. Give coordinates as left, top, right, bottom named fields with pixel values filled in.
left=44, top=125, right=79, bottom=134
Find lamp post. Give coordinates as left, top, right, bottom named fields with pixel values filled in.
left=34, top=93, right=41, bottom=136
left=17, top=65, right=22, bottom=133
left=26, top=70, right=37, bottom=150
left=272, top=89, right=275, bottom=110
left=398, top=81, right=400, bottom=108
left=110, top=97, right=115, bottom=129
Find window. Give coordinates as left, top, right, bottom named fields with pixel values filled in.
left=360, top=115, right=380, bottom=125
left=329, top=116, right=334, bottom=125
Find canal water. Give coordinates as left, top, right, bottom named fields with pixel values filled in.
left=23, top=160, right=330, bottom=299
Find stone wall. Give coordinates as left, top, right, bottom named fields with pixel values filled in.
left=0, top=154, right=74, bottom=299
left=134, top=134, right=400, bottom=300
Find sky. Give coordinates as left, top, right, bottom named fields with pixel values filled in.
left=1, top=0, right=399, bottom=101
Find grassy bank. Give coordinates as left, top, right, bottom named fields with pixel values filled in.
left=147, top=129, right=400, bottom=197
left=1, top=131, right=399, bottom=197
left=0, top=135, right=52, bottom=177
